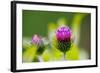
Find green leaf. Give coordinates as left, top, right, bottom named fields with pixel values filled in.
left=66, top=44, right=79, bottom=60
left=23, top=45, right=37, bottom=62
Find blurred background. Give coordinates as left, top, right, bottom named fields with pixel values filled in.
left=22, top=10, right=91, bottom=62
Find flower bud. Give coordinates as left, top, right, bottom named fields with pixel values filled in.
left=32, top=35, right=42, bottom=46
left=32, top=35, right=45, bottom=55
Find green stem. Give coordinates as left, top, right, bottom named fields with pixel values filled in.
left=38, top=55, right=43, bottom=62
left=63, top=52, right=66, bottom=60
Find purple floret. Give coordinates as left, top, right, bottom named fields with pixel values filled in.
left=56, top=26, right=71, bottom=42
left=32, top=35, right=42, bottom=46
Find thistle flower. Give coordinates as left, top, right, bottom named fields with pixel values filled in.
left=32, top=35, right=46, bottom=62
left=56, top=26, right=71, bottom=42
left=32, top=35, right=44, bottom=53
left=32, top=35, right=42, bottom=46
left=56, top=26, right=72, bottom=60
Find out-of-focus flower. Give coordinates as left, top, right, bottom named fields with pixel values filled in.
left=56, top=26, right=71, bottom=42
left=32, top=35, right=42, bottom=46
left=31, top=34, right=46, bottom=61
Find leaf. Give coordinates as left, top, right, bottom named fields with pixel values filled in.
left=66, top=44, right=79, bottom=60
left=42, top=49, right=51, bottom=62
left=23, top=46, right=37, bottom=62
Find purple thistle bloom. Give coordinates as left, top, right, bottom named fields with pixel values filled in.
left=56, top=26, right=72, bottom=42
left=32, top=35, right=45, bottom=55
left=32, top=35, right=42, bottom=46
left=56, top=26, right=72, bottom=60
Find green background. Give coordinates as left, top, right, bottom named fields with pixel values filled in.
left=23, top=10, right=90, bottom=37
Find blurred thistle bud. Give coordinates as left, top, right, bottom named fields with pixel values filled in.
left=32, top=35, right=50, bottom=62
left=56, top=26, right=72, bottom=54
left=32, top=35, right=43, bottom=46
left=32, top=35, right=49, bottom=55
left=32, top=34, right=45, bottom=55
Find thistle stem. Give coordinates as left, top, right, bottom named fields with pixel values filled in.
left=38, top=55, right=43, bottom=62
left=62, top=52, right=66, bottom=60
left=64, top=52, right=66, bottom=60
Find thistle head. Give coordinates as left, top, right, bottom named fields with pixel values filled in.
left=32, top=35, right=42, bottom=46
left=32, top=35, right=47, bottom=55
left=56, top=26, right=72, bottom=42
left=55, top=26, right=72, bottom=53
